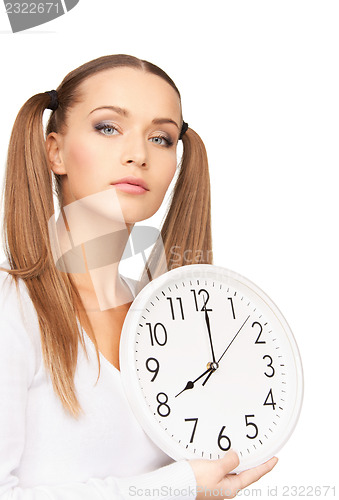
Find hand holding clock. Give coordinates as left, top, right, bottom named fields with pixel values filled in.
left=189, top=450, right=278, bottom=499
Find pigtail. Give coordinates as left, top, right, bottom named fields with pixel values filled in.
left=1, top=93, right=54, bottom=275
left=0, top=94, right=87, bottom=418
left=137, top=127, right=213, bottom=292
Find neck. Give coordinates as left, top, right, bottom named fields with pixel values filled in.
left=50, top=190, right=135, bottom=312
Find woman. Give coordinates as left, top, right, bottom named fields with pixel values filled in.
left=0, top=54, right=277, bottom=499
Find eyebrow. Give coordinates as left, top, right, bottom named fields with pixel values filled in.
left=88, top=105, right=179, bottom=129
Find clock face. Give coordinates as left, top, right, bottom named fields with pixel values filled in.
left=120, top=264, right=303, bottom=472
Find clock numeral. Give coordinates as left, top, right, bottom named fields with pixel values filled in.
left=228, top=297, right=236, bottom=319
left=217, top=426, right=231, bottom=451
left=263, top=389, right=276, bottom=410
left=245, top=414, right=258, bottom=439
left=184, top=417, right=198, bottom=443
left=156, top=392, right=171, bottom=417
left=146, top=322, right=168, bottom=346
left=253, top=321, right=266, bottom=344
left=191, top=289, right=212, bottom=312
left=167, top=297, right=185, bottom=320
left=145, top=357, right=159, bottom=382
left=263, top=355, right=275, bottom=377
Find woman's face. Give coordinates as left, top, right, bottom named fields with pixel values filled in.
left=47, top=67, right=182, bottom=224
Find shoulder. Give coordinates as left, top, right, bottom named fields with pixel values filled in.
left=0, top=258, right=41, bottom=363
left=0, top=257, right=31, bottom=310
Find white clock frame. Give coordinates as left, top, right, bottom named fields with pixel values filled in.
left=120, top=264, right=303, bottom=472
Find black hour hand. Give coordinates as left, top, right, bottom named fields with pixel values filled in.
left=175, top=366, right=213, bottom=397
left=204, top=308, right=217, bottom=364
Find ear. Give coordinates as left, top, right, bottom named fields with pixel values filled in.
left=46, top=132, right=67, bottom=175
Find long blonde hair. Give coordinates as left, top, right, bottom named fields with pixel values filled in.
left=0, top=54, right=213, bottom=418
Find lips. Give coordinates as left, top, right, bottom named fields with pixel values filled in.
left=111, top=176, right=149, bottom=191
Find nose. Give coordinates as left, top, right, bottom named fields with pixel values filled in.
left=121, top=131, right=148, bottom=168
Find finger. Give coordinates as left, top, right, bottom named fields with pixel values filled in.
left=216, top=449, right=240, bottom=478
left=228, top=456, right=278, bottom=491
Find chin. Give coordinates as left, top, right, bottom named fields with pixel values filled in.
left=117, top=196, right=159, bottom=223
left=123, top=214, right=153, bottom=224
left=122, top=208, right=158, bottom=225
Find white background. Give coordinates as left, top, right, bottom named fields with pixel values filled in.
left=0, top=1, right=338, bottom=498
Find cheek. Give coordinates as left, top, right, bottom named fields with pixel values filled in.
left=141, top=162, right=176, bottom=218
left=65, top=139, right=98, bottom=175
left=61, top=138, right=108, bottom=202
left=157, top=162, right=177, bottom=196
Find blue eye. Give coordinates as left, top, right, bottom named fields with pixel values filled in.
left=94, top=123, right=173, bottom=147
left=95, top=123, right=119, bottom=136
left=150, top=135, right=174, bottom=147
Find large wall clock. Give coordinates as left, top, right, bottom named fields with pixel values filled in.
left=120, top=264, right=303, bottom=472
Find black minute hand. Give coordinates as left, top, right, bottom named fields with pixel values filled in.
left=201, top=314, right=251, bottom=386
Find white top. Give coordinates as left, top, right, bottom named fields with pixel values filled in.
left=0, top=259, right=197, bottom=499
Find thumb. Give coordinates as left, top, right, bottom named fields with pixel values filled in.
left=216, top=449, right=240, bottom=477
